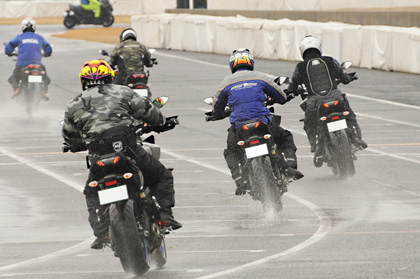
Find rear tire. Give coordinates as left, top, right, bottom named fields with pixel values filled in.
left=110, top=200, right=150, bottom=276
left=102, top=14, right=114, bottom=27
left=330, top=130, right=355, bottom=178
left=250, top=157, right=283, bottom=214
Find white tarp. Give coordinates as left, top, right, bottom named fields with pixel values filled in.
left=133, top=13, right=420, bottom=74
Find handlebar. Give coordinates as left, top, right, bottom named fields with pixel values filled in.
left=136, top=115, right=179, bottom=135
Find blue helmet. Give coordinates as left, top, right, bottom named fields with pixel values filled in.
left=229, top=48, right=254, bottom=73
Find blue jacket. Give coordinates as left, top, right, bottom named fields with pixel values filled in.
left=213, top=69, right=287, bottom=126
left=4, top=32, right=52, bottom=67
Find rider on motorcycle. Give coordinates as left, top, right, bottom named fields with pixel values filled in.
left=81, top=0, right=102, bottom=18
left=4, top=18, right=52, bottom=100
left=62, top=59, right=182, bottom=249
left=287, top=35, right=368, bottom=166
left=110, top=28, right=154, bottom=85
left=213, top=48, right=304, bottom=195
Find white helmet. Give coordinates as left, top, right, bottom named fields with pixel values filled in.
left=21, top=17, right=36, bottom=32
left=299, top=35, right=321, bottom=58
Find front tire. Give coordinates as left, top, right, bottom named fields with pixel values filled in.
left=64, top=16, right=77, bottom=29
left=153, top=236, right=167, bottom=268
left=110, top=200, right=150, bottom=276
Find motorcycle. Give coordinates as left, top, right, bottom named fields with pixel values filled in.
left=63, top=0, right=114, bottom=29
left=204, top=94, right=293, bottom=213
left=99, top=49, right=158, bottom=99
left=281, top=62, right=359, bottom=178
left=63, top=97, right=179, bottom=276
left=7, top=51, right=49, bottom=115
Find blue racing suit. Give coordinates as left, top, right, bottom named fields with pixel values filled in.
left=213, top=69, right=287, bottom=126
left=212, top=69, right=299, bottom=187
left=5, top=31, right=52, bottom=92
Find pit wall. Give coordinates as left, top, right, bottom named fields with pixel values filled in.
left=132, top=13, right=420, bottom=74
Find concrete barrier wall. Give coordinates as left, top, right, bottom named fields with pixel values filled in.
left=167, top=9, right=420, bottom=28
left=132, top=13, right=420, bottom=74
left=2, top=0, right=420, bottom=18
left=207, top=0, right=420, bottom=11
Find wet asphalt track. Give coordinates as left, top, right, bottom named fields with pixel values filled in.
left=1, top=24, right=420, bottom=279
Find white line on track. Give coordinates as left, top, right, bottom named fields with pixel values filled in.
left=162, top=149, right=332, bottom=279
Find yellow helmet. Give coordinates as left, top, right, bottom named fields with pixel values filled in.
left=79, top=60, right=115, bottom=90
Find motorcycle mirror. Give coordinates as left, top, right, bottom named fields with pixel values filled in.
left=203, top=97, right=214, bottom=105
left=149, top=49, right=156, bottom=54
left=99, top=49, right=109, bottom=56
left=341, top=61, right=352, bottom=69
left=153, top=96, right=169, bottom=108
left=278, top=76, right=289, bottom=85
left=59, top=120, right=64, bottom=126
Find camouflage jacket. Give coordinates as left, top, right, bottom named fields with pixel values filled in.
left=110, top=39, right=152, bottom=77
left=62, top=84, right=165, bottom=150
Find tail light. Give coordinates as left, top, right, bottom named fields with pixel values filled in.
left=242, top=121, right=261, bottom=130
left=332, top=116, right=340, bottom=121
left=250, top=140, right=259, bottom=145
left=105, top=180, right=117, bottom=187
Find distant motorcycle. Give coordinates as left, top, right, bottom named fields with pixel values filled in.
left=280, top=62, right=359, bottom=178
left=204, top=95, right=292, bottom=213
left=7, top=51, right=49, bottom=115
left=63, top=97, right=179, bottom=276
left=99, top=49, right=158, bottom=99
left=63, top=0, right=114, bottom=29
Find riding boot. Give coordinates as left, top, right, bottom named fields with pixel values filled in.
left=280, top=151, right=304, bottom=181
left=159, top=207, right=182, bottom=230
left=349, top=125, right=368, bottom=150
left=11, top=88, right=21, bottom=99
left=313, top=135, right=324, bottom=168
left=89, top=208, right=110, bottom=249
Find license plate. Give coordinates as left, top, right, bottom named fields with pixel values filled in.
left=98, top=185, right=128, bottom=205
left=28, top=75, right=42, bottom=83
left=245, top=143, right=268, bottom=159
left=133, top=89, right=149, bottom=97
left=327, top=119, right=347, bottom=132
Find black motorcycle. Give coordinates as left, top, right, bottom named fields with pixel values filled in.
left=280, top=62, right=359, bottom=178
left=63, top=0, right=114, bottom=29
left=99, top=49, right=158, bottom=100
left=63, top=97, right=178, bottom=276
left=204, top=97, right=292, bottom=213
left=7, top=51, right=49, bottom=115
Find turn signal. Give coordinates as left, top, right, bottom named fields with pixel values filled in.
left=123, top=173, right=133, bottom=179
left=320, top=116, right=327, bottom=121
left=264, top=134, right=271, bottom=139
left=89, top=181, right=98, bottom=187
left=343, top=111, right=349, bottom=116
left=237, top=141, right=245, bottom=146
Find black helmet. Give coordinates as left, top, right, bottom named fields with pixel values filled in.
left=120, top=28, right=137, bottom=42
